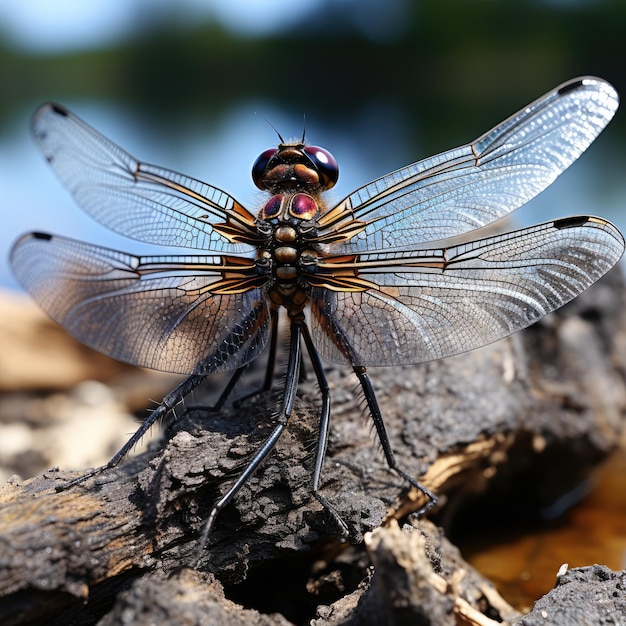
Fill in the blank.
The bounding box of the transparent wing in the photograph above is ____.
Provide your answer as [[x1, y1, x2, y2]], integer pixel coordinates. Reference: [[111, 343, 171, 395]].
[[310, 216, 624, 366], [318, 77, 618, 252], [10, 233, 270, 374], [31, 103, 257, 253]]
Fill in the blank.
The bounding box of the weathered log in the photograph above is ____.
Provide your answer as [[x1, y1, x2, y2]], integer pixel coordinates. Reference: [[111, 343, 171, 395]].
[[516, 565, 626, 626], [0, 267, 625, 625]]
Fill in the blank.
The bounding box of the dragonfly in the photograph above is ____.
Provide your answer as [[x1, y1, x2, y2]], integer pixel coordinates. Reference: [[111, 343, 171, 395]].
[[10, 76, 624, 560]]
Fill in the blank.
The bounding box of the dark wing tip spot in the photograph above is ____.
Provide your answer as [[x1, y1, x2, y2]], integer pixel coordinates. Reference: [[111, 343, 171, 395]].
[[557, 79, 586, 96], [32, 232, 53, 241], [554, 216, 590, 230], [48, 103, 69, 117]]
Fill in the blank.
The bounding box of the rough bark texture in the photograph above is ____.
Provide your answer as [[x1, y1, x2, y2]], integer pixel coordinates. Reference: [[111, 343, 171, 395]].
[[0, 268, 625, 625], [516, 565, 626, 626]]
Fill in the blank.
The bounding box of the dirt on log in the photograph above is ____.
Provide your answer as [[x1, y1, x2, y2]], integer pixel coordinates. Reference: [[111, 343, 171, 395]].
[[0, 267, 625, 625]]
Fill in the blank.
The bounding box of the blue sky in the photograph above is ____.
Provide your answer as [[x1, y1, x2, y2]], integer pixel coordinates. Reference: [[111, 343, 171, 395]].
[[0, 0, 320, 51]]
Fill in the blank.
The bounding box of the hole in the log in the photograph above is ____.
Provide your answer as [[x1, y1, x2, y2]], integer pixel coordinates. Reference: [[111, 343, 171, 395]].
[[222, 542, 368, 623], [445, 433, 609, 609], [449, 434, 602, 528]]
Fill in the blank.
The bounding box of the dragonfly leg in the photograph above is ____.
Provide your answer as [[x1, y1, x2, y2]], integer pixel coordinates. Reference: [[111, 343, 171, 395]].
[[179, 309, 280, 418], [177, 365, 247, 418], [209, 365, 247, 412], [55, 373, 207, 492], [191, 320, 301, 566], [353, 366, 438, 516], [228, 308, 279, 406], [300, 324, 349, 539], [263, 308, 279, 392]]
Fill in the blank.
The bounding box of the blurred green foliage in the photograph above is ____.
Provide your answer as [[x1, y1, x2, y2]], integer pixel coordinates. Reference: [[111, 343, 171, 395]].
[[0, 0, 625, 149]]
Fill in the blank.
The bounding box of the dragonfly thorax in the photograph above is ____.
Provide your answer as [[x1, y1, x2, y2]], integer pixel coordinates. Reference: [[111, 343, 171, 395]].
[[258, 203, 321, 272], [254, 192, 326, 316]]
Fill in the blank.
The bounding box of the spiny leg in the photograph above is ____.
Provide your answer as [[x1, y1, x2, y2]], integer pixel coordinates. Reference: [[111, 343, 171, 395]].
[[262, 308, 279, 392], [210, 366, 247, 412], [353, 365, 438, 515], [56, 373, 207, 491], [58, 304, 272, 492], [178, 309, 279, 421], [300, 323, 349, 538], [191, 320, 302, 566], [312, 296, 437, 518], [234, 308, 280, 403]]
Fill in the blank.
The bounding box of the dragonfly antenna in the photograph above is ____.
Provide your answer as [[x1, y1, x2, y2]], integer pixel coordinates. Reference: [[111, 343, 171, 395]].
[[255, 112, 285, 144]]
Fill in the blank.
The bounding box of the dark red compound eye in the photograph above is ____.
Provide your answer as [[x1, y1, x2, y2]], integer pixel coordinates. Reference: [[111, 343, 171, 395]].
[[252, 148, 278, 189], [304, 146, 339, 190], [289, 193, 318, 220], [262, 194, 283, 218]]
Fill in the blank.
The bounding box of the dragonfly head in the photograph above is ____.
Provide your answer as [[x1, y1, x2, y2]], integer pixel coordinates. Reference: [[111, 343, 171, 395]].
[[252, 142, 338, 193]]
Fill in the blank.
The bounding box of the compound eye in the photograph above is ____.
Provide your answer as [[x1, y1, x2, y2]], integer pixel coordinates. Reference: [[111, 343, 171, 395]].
[[252, 148, 278, 189], [304, 146, 339, 190]]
